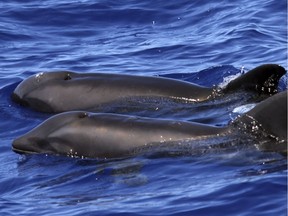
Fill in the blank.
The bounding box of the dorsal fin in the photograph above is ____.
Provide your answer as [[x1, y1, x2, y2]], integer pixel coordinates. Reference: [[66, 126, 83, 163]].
[[224, 64, 286, 94], [239, 91, 287, 141]]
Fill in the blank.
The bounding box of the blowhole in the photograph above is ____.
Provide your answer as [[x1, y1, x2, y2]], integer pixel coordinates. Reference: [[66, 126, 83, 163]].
[[78, 112, 88, 119], [64, 74, 72, 80]]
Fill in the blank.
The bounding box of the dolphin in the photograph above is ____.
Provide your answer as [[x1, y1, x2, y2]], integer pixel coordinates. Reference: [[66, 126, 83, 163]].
[[12, 91, 287, 159], [11, 64, 286, 113]]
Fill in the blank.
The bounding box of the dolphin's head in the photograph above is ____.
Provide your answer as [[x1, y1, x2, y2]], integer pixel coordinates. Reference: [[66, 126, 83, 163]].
[[12, 111, 92, 158], [11, 71, 76, 112]]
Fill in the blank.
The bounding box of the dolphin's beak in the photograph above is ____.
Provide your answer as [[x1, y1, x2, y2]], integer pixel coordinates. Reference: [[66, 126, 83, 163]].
[[12, 137, 28, 154], [12, 136, 38, 154], [11, 93, 29, 107]]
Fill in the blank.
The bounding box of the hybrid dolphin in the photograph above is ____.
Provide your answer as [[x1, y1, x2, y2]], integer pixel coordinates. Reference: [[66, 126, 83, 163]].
[[12, 64, 286, 113], [12, 91, 287, 159]]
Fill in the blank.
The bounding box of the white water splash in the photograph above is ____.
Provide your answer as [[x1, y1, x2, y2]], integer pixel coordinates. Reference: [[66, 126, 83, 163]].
[[232, 103, 256, 114], [218, 73, 241, 89]]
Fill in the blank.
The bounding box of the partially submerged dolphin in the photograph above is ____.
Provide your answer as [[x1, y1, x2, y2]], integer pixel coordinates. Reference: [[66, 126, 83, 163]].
[[12, 91, 287, 159], [12, 64, 286, 113]]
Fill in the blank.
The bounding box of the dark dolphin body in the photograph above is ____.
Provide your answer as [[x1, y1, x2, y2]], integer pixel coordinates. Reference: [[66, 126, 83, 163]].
[[12, 64, 286, 113], [12, 91, 287, 159]]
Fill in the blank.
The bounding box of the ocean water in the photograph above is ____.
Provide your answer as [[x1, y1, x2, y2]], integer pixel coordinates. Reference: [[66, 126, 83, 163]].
[[0, 0, 287, 215]]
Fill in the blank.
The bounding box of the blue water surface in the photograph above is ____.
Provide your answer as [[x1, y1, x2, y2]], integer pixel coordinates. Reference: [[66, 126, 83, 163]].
[[0, 0, 287, 215]]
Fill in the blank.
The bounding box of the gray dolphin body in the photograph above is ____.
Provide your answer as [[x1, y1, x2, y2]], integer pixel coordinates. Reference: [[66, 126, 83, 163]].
[[12, 91, 287, 159], [12, 64, 286, 113]]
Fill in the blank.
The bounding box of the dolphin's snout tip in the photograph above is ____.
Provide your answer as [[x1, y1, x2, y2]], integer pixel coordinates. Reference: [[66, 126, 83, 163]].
[[11, 92, 29, 107], [12, 137, 33, 154], [12, 138, 25, 154]]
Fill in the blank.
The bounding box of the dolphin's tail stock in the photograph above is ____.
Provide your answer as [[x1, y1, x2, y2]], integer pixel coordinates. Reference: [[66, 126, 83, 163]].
[[224, 64, 286, 95]]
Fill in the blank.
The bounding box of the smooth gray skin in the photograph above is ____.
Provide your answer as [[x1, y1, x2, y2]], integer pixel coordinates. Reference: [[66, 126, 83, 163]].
[[12, 112, 227, 158], [12, 91, 287, 159], [12, 64, 286, 113]]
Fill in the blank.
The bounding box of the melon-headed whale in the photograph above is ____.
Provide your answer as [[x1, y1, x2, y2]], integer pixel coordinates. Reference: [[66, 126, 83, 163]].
[[12, 64, 286, 113], [12, 91, 287, 159]]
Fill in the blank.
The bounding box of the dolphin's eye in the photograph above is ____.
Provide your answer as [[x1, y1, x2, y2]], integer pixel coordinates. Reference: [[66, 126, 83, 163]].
[[78, 112, 88, 119], [64, 74, 72, 80]]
